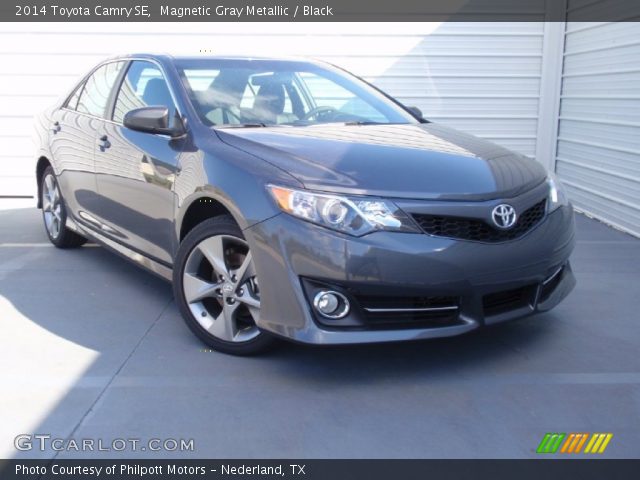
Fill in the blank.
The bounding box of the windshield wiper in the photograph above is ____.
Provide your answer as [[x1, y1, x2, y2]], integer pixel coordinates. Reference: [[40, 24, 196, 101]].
[[343, 121, 385, 126], [217, 123, 267, 128]]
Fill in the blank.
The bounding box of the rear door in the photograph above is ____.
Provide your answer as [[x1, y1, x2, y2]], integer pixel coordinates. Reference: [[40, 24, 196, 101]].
[[93, 60, 183, 265], [48, 63, 124, 221]]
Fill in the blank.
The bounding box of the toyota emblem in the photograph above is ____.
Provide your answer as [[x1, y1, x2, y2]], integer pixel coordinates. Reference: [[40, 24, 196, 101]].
[[492, 204, 517, 229]]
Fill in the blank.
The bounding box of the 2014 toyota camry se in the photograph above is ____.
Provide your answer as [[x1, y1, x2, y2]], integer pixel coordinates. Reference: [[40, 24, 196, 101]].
[[34, 54, 576, 355]]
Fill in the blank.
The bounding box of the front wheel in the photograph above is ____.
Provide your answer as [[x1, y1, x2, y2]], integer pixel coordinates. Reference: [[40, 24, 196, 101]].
[[41, 166, 87, 248], [173, 216, 276, 355]]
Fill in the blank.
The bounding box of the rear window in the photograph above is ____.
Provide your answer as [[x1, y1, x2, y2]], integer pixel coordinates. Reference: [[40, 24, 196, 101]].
[[76, 62, 124, 118], [65, 83, 84, 111]]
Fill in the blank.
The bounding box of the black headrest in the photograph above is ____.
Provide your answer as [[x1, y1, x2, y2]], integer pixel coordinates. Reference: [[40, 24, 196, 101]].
[[254, 82, 285, 115]]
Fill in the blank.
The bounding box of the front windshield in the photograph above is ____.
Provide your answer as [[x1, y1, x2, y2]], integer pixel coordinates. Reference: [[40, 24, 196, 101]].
[[175, 59, 417, 127]]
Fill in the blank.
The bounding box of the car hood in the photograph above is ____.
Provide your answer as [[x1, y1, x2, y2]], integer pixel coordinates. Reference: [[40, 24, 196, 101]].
[[215, 123, 547, 200]]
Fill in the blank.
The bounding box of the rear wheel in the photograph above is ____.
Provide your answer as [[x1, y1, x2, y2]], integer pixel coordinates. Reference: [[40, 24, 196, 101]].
[[41, 166, 86, 248], [173, 216, 276, 355]]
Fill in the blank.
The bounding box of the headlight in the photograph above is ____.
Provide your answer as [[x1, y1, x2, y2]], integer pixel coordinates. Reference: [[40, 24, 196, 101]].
[[267, 185, 419, 236], [547, 173, 570, 213]]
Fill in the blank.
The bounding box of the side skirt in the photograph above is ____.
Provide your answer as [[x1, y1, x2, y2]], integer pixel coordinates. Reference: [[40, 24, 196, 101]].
[[67, 214, 173, 282]]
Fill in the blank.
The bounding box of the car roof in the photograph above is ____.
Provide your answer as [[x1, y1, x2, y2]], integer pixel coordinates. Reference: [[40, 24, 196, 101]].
[[106, 53, 325, 65]]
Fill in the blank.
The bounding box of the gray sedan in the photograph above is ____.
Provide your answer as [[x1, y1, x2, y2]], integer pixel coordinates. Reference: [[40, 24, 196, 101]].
[[34, 54, 575, 355]]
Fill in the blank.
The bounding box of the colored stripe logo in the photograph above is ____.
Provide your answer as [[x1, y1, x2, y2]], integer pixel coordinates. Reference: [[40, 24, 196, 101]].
[[583, 433, 613, 454], [537, 433, 565, 453], [537, 433, 613, 454]]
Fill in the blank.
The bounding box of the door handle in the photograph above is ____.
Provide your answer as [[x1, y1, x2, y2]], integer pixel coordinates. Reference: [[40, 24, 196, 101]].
[[52, 121, 61, 134], [98, 135, 111, 150]]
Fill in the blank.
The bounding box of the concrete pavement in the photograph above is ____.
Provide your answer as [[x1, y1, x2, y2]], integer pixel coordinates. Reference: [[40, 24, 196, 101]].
[[1, 200, 639, 459]]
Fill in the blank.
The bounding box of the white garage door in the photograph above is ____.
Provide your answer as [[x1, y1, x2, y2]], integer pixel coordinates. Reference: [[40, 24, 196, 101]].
[[556, 22, 640, 237], [0, 22, 545, 197]]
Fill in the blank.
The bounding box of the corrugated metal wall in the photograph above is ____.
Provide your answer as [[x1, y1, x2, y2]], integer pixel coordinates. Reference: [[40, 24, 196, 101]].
[[0, 22, 545, 197], [556, 22, 640, 237]]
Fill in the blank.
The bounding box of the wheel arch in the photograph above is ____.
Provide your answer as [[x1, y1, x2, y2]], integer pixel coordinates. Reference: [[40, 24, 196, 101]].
[[35, 156, 52, 209], [176, 193, 244, 244]]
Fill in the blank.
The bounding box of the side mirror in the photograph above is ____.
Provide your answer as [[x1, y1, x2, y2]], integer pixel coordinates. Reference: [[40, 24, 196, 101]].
[[407, 106, 424, 120], [124, 106, 184, 137]]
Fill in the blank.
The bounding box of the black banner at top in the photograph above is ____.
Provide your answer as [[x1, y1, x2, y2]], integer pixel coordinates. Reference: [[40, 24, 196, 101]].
[[3, 0, 640, 22]]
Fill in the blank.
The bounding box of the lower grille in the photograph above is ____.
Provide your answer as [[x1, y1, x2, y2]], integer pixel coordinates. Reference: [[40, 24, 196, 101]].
[[483, 285, 536, 317], [356, 295, 461, 329], [412, 199, 547, 243]]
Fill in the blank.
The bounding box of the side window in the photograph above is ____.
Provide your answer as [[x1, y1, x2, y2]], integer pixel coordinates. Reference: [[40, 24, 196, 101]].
[[76, 62, 124, 118], [113, 61, 176, 124], [65, 82, 84, 111]]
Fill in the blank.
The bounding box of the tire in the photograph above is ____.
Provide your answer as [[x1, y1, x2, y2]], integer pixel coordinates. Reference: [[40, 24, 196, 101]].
[[41, 166, 87, 249], [173, 215, 276, 355]]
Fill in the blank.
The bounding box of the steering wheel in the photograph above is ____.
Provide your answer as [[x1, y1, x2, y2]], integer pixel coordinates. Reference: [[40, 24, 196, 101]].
[[302, 106, 339, 121]]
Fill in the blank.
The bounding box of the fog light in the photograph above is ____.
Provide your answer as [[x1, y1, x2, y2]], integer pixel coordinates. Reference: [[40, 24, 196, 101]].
[[313, 290, 350, 319]]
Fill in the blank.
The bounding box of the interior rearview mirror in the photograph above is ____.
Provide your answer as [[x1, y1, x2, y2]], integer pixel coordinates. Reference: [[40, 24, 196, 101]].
[[123, 106, 184, 137]]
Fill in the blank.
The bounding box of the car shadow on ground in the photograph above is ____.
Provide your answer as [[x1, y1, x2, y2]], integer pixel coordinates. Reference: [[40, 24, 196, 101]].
[[0, 203, 558, 384], [271, 318, 555, 383]]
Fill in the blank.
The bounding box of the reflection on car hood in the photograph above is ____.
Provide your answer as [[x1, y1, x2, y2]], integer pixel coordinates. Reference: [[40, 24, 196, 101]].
[[216, 123, 547, 200]]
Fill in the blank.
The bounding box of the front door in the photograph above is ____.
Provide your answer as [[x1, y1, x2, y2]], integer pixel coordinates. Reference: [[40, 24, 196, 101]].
[[93, 60, 183, 265]]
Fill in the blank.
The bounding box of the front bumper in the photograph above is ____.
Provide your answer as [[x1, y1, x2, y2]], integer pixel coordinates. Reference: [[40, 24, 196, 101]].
[[244, 204, 576, 344]]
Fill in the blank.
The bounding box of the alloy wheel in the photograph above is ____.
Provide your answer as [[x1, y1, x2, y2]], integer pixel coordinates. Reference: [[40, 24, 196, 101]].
[[182, 234, 261, 343], [42, 173, 63, 239]]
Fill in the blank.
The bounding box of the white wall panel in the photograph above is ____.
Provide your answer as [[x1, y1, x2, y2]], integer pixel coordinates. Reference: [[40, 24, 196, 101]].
[[557, 21, 640, 237], [0, 22, 545, 196]]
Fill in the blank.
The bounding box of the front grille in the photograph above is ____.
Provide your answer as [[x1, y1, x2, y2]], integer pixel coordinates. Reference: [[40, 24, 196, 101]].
[[483, 285, 536, 317], [412, 199, 547, 243], [356, 295, 461, 329]]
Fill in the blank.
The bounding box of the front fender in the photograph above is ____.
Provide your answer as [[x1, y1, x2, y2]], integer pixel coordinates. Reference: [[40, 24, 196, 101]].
[[173, 137, 302, 241]]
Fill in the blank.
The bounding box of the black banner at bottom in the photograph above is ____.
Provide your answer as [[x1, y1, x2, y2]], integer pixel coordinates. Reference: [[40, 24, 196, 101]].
[[0, 459, 638, 480]]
